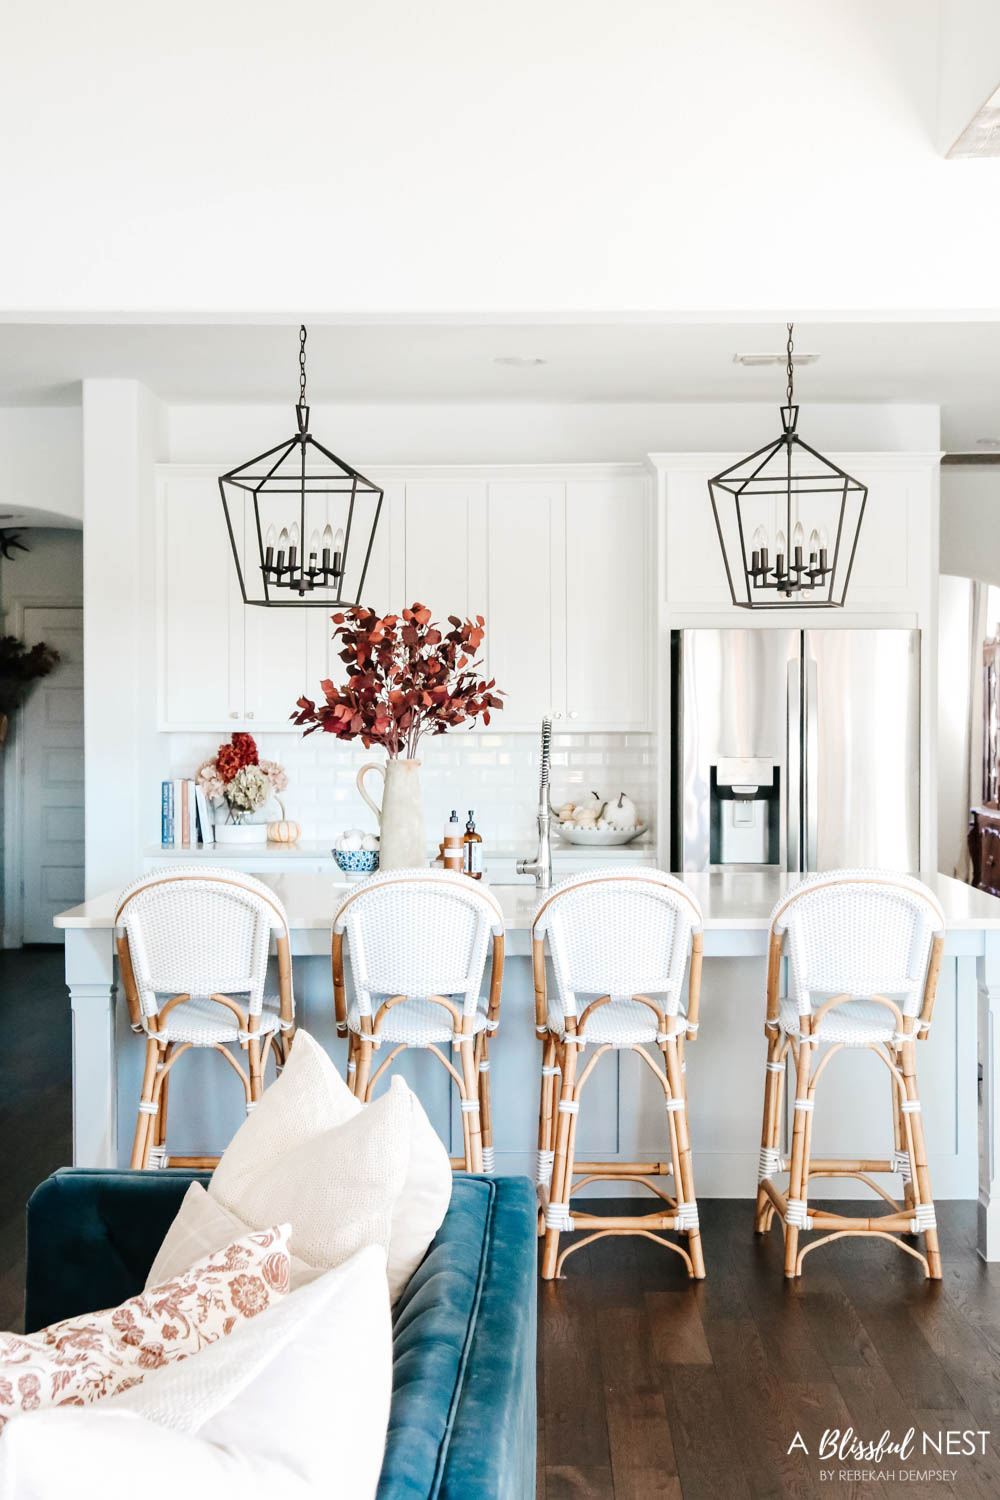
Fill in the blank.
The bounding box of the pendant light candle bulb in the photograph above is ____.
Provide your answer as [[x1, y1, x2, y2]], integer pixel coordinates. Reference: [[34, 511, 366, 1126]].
[[751, 525, 768, 577], [775, 529, 786, 576], [792, 521, 805, 566], [333, 526, 345, 576], [264, 524, 276, 570], [308, 530, 320, 567]]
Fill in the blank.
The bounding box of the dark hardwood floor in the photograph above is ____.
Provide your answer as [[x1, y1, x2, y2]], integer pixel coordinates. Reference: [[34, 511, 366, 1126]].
[[539, 1200, 1000, 1499], [0, 945, 71, 1331], [3, 947, 1000, 1497]]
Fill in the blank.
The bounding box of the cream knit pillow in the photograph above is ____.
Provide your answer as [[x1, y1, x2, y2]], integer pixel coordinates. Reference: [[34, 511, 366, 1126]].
[[208, 1030, 452, 1302]]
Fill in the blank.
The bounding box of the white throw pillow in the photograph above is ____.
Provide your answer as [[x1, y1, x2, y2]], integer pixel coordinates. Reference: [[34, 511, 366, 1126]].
[[0, 1246, 392, 1500], [146, 1184, 323, 1293], [0, 1225, 291, 1433], [209, 1029, 452, 1302]]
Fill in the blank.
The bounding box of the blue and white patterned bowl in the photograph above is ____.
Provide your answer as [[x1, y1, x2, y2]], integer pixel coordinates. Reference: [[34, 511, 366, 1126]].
[[333, 847, 380, 875]]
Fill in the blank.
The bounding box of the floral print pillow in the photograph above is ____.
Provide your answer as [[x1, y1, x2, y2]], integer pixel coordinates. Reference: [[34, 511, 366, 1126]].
[[0, 1223, 291, 1433]]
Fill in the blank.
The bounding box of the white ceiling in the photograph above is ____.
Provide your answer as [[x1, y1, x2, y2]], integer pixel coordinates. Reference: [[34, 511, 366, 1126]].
[[4, 318, 1000, 448]]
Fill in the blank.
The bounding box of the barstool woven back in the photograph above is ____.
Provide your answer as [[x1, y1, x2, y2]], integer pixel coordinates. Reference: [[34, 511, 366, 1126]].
[[536, 870, 700, 1033], [775, 871, 945, 1030], [332, 870, 506, 1173], [117, 869, 286, 1020], [334, 868, 502, 1021], [115, 867, 294, 1170]]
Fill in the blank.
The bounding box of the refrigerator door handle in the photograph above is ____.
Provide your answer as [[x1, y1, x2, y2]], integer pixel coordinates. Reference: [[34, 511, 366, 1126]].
[[786, 657, 801, 872], [804, 657, 819, 872]]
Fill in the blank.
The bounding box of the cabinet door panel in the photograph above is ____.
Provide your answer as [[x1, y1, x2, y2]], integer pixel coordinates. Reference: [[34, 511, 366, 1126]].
[[159, 477, 243, 729], [486, 482, 565, 731], [403, 481, 487, 622], [565, 478, 650, 729]]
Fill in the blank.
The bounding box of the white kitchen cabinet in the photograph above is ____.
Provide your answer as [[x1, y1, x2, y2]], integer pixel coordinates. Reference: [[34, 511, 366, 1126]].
[[658, 453, 936, 617], [157, 473, 399, 731], [486, 480, 565, 731], [158, 466, 652, 736], [157, 475, 244, 730], [564, 477, 649, 729]]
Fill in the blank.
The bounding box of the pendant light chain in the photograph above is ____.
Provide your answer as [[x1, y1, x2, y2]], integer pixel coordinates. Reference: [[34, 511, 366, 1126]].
[[785, 322, 795, 409], [298, 324, 308, 410]]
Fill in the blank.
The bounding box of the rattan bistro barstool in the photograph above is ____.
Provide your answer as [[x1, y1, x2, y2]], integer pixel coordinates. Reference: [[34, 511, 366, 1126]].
[[331, 870, 505, 1174], [755, 870, 946, 1279], [533, 869, 705, 1281], [115, 868, 295, 1169]]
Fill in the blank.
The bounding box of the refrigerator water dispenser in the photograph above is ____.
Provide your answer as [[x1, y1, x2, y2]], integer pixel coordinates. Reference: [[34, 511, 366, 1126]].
[[711, 757, 780, 867]]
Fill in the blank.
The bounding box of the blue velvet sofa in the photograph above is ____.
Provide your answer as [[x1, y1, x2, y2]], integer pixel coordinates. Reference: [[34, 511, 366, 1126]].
[[25, 1169, 537, 1500]]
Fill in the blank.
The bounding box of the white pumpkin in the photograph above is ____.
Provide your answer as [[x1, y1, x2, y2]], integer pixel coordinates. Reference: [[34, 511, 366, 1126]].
[[606, 792, 639, 830]]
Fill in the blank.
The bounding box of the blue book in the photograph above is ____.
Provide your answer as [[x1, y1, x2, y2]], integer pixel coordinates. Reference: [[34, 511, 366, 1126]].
[[161, 780, 175, 846]]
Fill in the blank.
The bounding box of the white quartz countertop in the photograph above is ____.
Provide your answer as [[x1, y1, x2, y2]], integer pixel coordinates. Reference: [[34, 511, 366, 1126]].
[[53, 869, 1000, 931]]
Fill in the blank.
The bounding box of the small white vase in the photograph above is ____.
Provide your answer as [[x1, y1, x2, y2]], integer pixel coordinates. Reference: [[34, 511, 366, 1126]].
[[356, 758, 426, 870], [214, 821, 269, 847]]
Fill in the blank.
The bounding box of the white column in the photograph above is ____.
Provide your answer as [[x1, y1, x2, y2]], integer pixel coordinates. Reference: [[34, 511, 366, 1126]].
[[978, 929, 1000, 1260], [81, 380, 163, 898], [66, 926, 118, 1167]]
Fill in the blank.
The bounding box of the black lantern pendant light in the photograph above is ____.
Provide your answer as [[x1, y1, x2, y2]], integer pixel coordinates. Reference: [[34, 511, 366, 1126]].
[[219, 326, 383, 607], [708, 325, 868, 609]]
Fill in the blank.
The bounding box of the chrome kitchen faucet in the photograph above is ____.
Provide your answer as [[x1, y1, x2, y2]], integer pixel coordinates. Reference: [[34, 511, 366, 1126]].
[[517, 716, 553, 889]]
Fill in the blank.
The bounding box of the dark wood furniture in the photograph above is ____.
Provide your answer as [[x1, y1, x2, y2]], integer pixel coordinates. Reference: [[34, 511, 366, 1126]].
[[971, 634, 1000, 895]]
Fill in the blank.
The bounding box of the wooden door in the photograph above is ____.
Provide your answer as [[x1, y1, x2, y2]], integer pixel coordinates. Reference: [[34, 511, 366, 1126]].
[[20, 606, 84, 943]]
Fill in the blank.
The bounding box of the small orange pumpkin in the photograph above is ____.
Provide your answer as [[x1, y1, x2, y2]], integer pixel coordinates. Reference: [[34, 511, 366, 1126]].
[[267, 799, 299, 844], [268, 819, 300, 844]]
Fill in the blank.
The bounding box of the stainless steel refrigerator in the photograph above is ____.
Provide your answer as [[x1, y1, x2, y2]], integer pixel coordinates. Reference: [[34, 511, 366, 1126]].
[[672, 629, 920, 872]]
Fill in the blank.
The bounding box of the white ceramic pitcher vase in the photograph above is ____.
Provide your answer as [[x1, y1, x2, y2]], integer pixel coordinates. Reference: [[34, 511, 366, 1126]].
[[356, 758, 426, 870]]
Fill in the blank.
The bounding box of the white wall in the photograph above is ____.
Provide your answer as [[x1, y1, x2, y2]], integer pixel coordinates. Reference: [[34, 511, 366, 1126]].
[[941, 464, 1000, 584], [0, 407, 82, 525], [2, 2, 999, 314], [168, 401, 940, 466], [938, 0, 1000, 151], [82, 381, 164, 896]]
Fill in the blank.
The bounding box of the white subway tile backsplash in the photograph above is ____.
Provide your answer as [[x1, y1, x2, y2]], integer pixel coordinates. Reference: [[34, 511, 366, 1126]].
[[159, 730, 656, 847]]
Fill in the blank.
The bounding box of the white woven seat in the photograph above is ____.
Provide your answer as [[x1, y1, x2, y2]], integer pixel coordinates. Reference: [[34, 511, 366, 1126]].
[[531, 868, 706, 1281], [115, 867, 295, 1168], [546, 996, 685, 1047], [347, 996, 490, 1046], [157, 996, 285, 1046], [333, 869, 505, 1174], [756, 869, 946, 1281], [776, 995, 903, 1046]]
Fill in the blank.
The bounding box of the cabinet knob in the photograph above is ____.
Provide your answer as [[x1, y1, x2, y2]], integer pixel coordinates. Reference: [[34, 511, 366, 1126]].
[[569, 711, 579, 720], [229, 711, 239, 720], [553, 711, 563, 720], [246, 711, 255, 720]]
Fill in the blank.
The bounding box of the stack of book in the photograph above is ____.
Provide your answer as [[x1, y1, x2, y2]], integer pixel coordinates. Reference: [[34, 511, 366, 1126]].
[[161, 780, 215, 848]]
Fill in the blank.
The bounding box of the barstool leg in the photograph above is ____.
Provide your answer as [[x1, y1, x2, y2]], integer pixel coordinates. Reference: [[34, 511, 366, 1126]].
[[247, 1034, 264, 1105], [900, 1038, 941, 1279], [131, 1036, 160, 1169], [152, 1043, 172, 1167], [536, 1034, 558, 1219], [663, 1040, 705, 1278], [891, 1056, 915, 1209], [476, 1035, 494, 1174], [783, 1038, 813, 1277], [458, 1038, 484, 1173], [542, 1040, 580, 1280], [355, 1037, 374, 1102], [755, 1030, 785, 1233]]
